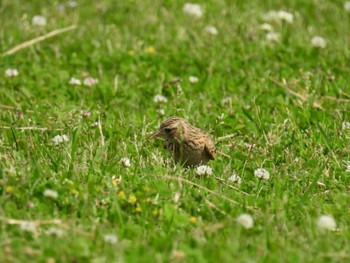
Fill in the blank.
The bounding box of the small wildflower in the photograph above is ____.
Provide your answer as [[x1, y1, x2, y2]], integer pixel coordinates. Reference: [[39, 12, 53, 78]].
[[196, 165, 213, 176], [20, 221, 36, 233], [128, 194, 137, 204], [112, 176, 122, 187], [152, 209, 159, 216], [236, 214, 254, 229], [277, 10, 294, 23], [91, 121, 99, 127], [189, 76, 199, 83], [189, 216, 197, 224], [120, 157, 131, 168], [254, 168, 270, 180], [135, 206, 142, 212], [118, 191, 126, 198], [344, 2, 350, 12], [32, 15, 47, 26], [221, 97, 232, 105], [45, 227, 64, 237], [145, 46, 156, 54], [69, 77, 81, 86], [128, 50, 135, 56], [311, 36, 326, 48], [157, 108, 165, 116], [5, 68, 19, 77], [260, 23, 273, 31], [263, 10, 293, 24], [83, 77, 98, 87], [204, 25, 218, 35], [228, 173, 241, 184], [52, 134, 69, 145], [317, 215, 337, 231], [103, 234, 118, 244], [342, 122, 350, 130], [183, 3, 203, 18], [43, 189, 58, 199], [266, 32, 280, 42], [153, 94, 168, 104], [5, 186, 14, 193]]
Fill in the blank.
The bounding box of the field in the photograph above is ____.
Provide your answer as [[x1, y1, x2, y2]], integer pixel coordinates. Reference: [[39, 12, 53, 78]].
[[1, 0, 350, 262]]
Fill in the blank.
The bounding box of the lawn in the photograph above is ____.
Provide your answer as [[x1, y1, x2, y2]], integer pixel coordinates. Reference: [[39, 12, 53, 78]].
[[1, 0, 350, 262]]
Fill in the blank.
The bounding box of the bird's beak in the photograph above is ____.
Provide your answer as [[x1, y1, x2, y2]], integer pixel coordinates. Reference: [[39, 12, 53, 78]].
[[149, 130, 161, 139]]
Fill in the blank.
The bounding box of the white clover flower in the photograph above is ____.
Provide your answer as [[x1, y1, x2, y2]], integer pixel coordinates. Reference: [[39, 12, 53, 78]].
[[157, 108, 165, 116], [221, 97, 232, 105], [254, 168, 270, 180], [344, 2, 350, 12], [104, 234, 118, 244], [153, 94, 168, 104], [263, 10, 293, 23], [311, 36, 327, 48], [228, 173, 241, 184], [52, 134, 69, 145], [204, 25, 218, 35], [32, 15, 47, 26], [236, 214, 253, 229], [196, 165, 213, 176], [45, 227, 64, 237], [266, 32, 280, 42], [69, 77, 81, 86], [317, 215, 337, 231], [83, 77, 98, 87], [189, 76, 199, 83], [277, 11, 294, 23], [121, 157, 131, 168], [5, 68, 19, 77], [260, 23, 273, 32], [20, 221, 36, 232], [183, 3, 203, 18], [44, 189, 58, 199], [342, 121, 350, 129]]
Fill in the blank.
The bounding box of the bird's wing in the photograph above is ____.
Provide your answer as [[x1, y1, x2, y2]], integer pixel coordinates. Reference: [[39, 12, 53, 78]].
[[204, 139, 216, 160]]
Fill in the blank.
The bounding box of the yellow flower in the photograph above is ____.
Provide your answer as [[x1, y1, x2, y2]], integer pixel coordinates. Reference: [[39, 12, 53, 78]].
[[128, 50, 135, 56], [70, 188, 79, 197], [5, 186, 14, 193], [118, 191, 126, 198], [112, 176, 121, 187], [128, 194, 137, 204], [146, 197, 151, 203], [135, 206, 142, 213], [189, 216, 197, 224], [152, 209, 159, 217], [145, 46, 156, 54]]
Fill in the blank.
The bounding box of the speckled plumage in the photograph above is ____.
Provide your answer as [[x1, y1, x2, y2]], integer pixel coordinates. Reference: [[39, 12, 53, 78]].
[[150, 117, 216, 167]]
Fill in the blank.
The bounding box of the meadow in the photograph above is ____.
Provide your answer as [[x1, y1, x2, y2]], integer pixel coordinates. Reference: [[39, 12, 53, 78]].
[[1, 0, 350, 262]]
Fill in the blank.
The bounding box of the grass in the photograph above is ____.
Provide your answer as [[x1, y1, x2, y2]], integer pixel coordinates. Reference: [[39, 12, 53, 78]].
[[1, 0, 350, 262]]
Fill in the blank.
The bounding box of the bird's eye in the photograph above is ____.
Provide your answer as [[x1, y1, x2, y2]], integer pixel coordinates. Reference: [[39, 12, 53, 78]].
[[164, 128, 173, 133]]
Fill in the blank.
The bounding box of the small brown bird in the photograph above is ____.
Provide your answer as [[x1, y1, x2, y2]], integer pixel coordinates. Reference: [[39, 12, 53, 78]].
[[150, 117, 216, 167]]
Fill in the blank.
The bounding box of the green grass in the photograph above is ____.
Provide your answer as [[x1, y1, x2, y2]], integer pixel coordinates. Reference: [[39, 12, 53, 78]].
[[1, 0, 350, 262]]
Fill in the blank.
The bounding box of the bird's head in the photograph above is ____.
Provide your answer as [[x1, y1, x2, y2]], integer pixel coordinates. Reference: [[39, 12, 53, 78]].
[[149, 117, 187, 141]]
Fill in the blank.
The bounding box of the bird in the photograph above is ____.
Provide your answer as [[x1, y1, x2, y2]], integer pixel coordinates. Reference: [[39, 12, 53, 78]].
[[150, 116, 216, 167]]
